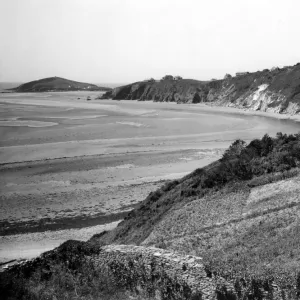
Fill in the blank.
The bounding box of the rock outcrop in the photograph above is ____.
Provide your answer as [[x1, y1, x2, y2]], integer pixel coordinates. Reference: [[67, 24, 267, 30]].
[[102, 63, 300, 115]]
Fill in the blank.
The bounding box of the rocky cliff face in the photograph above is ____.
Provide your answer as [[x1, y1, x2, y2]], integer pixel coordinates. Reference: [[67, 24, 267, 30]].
[[106, 79, 208, 103], [102, 63, 300, 115]]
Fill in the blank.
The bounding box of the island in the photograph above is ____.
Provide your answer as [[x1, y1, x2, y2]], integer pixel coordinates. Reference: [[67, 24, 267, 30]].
[[9, 76, 111, 92]]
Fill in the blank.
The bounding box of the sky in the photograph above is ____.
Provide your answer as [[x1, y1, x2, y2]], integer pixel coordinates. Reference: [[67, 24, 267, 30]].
[[0, 0, 300, 84]]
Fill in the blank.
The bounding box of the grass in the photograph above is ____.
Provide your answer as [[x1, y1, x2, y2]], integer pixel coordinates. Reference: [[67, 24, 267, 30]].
[[0, 241, 127, 300], [140, 172, 300, 298]]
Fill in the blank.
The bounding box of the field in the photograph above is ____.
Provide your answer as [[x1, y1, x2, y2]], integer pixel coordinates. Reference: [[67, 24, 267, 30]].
[[0, 91, 299, 263]]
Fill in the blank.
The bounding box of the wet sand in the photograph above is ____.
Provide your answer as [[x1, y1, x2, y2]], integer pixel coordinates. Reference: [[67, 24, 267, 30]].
[[0, 92, 299, 263], [0, 221, 120, 267]]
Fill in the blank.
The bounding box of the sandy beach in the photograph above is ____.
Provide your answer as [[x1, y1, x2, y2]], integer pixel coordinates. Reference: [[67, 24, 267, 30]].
[[0, 91, 299, 264]]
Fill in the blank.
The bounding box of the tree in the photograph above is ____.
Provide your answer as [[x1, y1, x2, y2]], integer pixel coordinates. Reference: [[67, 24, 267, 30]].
[[174, 76, 182, 81], [161, 75, 174, 81], [222, 139, 246, 162], [145, 78, 155, 83], [261, 134, 274, 156]]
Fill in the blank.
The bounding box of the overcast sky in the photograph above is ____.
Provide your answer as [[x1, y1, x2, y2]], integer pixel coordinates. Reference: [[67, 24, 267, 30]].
[[0, 0, 300, 84]]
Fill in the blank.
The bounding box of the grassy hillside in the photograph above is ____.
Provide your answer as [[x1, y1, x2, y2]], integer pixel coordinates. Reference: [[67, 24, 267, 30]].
[[144, 171, 300, 276], [11, 77, 111, 92]]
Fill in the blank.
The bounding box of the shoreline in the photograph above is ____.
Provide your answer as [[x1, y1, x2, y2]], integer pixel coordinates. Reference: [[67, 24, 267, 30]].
[[1, 93, 300, 123], [201, 102, 300, 122], [0, 210, 132, 236], [0, 221, 120, 265]]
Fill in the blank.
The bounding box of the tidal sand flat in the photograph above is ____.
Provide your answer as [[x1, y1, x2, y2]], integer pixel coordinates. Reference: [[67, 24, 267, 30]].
[[0, 221, 120, 265], [0, 92, 299, 263]]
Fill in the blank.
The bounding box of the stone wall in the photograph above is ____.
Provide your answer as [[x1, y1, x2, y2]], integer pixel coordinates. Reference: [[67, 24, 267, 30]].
[[92, 245, 232, 300], [4, 242, 297, 299]]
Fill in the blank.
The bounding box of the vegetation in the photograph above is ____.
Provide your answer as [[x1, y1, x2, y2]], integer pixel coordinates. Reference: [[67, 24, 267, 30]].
[[0, 241, 126, 300], [161, 75, 174, 81], [145, 77, 155, 82], [141, 133, 300, 299], [91, 132, 300, 297], [174, 76, 183, 80]]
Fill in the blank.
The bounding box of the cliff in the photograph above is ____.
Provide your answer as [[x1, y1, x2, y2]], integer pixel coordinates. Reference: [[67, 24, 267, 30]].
[[104, 78, 209, 103], [102, 63, 300, 115], [11, 76, 111, 92]]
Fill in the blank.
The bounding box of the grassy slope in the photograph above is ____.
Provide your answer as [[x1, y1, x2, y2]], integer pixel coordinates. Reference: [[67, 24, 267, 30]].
[[144, 172, 300, 278]]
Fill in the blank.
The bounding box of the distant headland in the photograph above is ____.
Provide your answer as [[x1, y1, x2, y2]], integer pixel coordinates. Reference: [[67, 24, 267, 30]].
[[9, 76, 112, 92], [102, 62, 300, 116]]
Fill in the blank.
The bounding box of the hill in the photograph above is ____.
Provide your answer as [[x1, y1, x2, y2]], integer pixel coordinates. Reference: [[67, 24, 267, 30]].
[[1, 133, 300, 299], [90, 132, 300, 297], [11, 77, 111, 92], [102, 63, 300, 115], [103, 78, 209, 103]]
